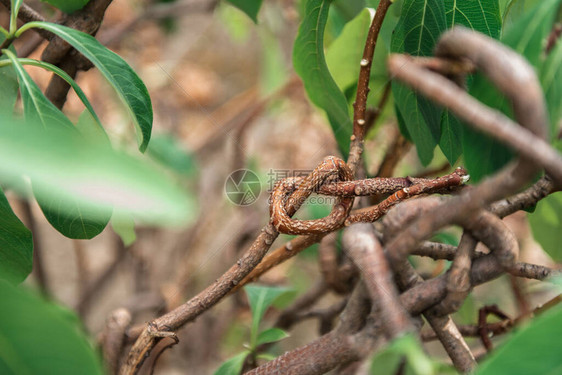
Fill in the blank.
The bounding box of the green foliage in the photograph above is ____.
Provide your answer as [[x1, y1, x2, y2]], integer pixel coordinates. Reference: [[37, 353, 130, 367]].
[[528, 191, 562, 262], [540, 22, 562, 136], [0, 189, 32, 284], [293, 0, 353, 157], [214, 285, 291, 375], [225, 0, 264, 23], [17, 22, 153, 153], [0, 57, 18, 113], [476, 304, 562, 375], [0, 280, 103, 374], [0, 116, 196, 227], [39, 0, 90, 13], [147, 134, 197, 177], [463, 0, 561, 181]]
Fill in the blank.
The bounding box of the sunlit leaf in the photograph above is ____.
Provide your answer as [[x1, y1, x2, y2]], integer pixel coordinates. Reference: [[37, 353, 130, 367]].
[[293, 0, 352, 157], [0, 189, 32, 284], [0, 280, 103, 374], [18, 22, 153, 152], [0, 115, 196, 227]]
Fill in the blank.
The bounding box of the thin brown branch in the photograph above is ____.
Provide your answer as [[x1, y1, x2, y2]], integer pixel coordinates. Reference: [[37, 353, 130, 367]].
[[101, 308, 132, 375], [347, 0, 393, 175]]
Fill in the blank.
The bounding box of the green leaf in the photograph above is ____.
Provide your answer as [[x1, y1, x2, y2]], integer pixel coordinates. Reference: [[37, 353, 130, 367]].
[[0, 56, 18, 114], [0, 280, 103, 374], [2, 49, 74, 130], [293, 0, 353, 157], [256, 328, 290, 346], [18, 22, 153, 152], [326, 8, 373, 91], [1, 52, 111, 239], [0, 114, 196, 227], [35, 194, 112, 240], [370, 334, 434, 375], [0, 188, 32, 284], [39, 0, 89, 13], [541, 37, 562, 136], [17, 58, 104, 132], [445, 0, 501, 39], [111, 212, 136, 247], [147, 134, 196, 176], [391, 0, 447, 165], [477, 304, 562, 375], [244, 285, 291, 348], [528, 192, 562, 262], [439, 0, 502, 165], [225, 0, 264, 23], [213, 351, 249, 375]]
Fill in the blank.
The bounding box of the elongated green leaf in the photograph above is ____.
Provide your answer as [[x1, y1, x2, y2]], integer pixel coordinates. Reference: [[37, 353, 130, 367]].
[[256, 327, 289, 346], [0, 189, 32, 284], [244, 285, 291, 348], [541, 37, 562, 136], [477, 304, 562, 375], [213, 351, 249, 375], [39, 0, 89, 13], [0, 114, 196, 227], [0, 55, 18, 114], [438, 0, 502, 165], [225, 0, 263, 23], [18, 22, 153, 152], [326, 8, 372, 91], [391, 0, 447, 165], [528, 191, 562, 262], [2, 49, 74, 130], [0, 280, 103, 374], [293, 0, 352, 157], [18, 58, 104, 131]]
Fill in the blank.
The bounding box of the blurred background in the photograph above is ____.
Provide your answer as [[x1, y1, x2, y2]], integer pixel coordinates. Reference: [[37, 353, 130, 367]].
[[1, 0, 559, 373]]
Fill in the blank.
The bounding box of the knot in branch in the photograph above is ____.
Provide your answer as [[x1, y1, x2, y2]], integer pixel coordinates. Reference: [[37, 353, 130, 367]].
[[269, 156, 354, 235]]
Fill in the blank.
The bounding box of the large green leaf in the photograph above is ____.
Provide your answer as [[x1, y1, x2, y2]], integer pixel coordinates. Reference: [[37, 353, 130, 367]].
[[326, 8, 373, 92], [541, 37, 562, 136], [39, 0, 89, 13], [18, 22, 153, 152], [293, 0, 353, 157], [462, 0, 560, 181], [225, 0, 263, 23], [528, 191, 562, 262], [0, 189, 32, 284], [391, 0, 447, 165], [439, 0, 502, 165], [0, 114, 196, 227], [244, 285, 291, 348], [2, 51, 110, 239], [0, 280, 103, 374], [477, 304, 562, 375]]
